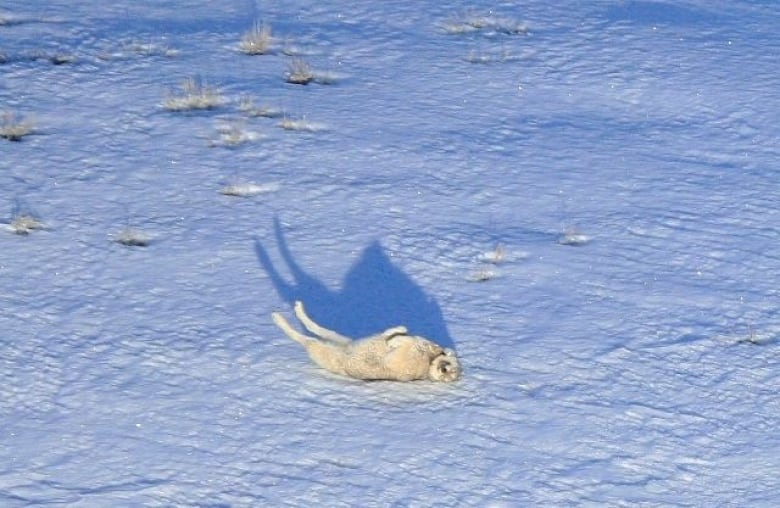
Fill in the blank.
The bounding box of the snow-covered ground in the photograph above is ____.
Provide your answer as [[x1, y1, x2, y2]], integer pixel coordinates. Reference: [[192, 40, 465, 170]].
[[2, 1, 779, 505]]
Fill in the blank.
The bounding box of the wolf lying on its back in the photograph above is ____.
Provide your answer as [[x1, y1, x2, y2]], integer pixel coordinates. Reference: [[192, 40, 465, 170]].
[[272, 301, 461, 382]]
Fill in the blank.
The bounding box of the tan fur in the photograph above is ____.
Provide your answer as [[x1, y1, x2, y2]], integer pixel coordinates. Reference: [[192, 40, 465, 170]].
[[272, 301, 461, 382]]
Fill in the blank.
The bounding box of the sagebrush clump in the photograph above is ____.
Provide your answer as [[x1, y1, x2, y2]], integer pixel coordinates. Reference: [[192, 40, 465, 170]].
[[285, 58, 314, 84], [219, 182, 280, 197], [279, 117, 326, 132], [284, 59, 340, 85], [7, 214, 44, 235], [441, 14, 529, 36], [163, 78, 224, 111], [0, 111, 34, 141], [240, 22, 273, 55], [238, 96, 283, 118], [558, 227, 590, 246], [114, 227, 151, 247], [210, 119, 265, 147]]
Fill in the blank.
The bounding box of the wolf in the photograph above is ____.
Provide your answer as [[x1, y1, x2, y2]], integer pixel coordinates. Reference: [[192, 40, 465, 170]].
[[272, 301, 461, 382]]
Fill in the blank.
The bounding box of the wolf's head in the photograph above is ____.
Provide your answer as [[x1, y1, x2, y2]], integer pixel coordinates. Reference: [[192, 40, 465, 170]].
[[429, 349, 461, 382]]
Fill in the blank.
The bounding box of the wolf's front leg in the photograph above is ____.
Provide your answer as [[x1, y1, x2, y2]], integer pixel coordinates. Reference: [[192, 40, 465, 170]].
[[377, 326, 409, 341]]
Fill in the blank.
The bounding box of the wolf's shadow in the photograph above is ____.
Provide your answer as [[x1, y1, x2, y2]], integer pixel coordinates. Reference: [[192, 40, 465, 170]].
[[255, 218, 455, 349]]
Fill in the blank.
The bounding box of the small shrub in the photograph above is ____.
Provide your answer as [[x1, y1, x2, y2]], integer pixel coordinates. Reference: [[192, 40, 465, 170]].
[[8, 214, 44, 235], [49, 53, 76, 65], [279, 117, 326, 132], [24, 50, 76, 65], [219, 182, 280, 197], [240, 22, 272, 55], [489, 17, 529, 35], [125, 41, 178, 58], [440, 20, 480, 35], [464, 48, 518, 64], [558, 227, 590, 246], [114, 228, 151, 247], [481, 243, 506, 264], [441, 14, 528, 36], [163, 78, 224, 111], [285, 58, 314, 85], [210, 119, 264, 147], [284, 59, 340, 85], [238, 96, 283, 118], [217, 123, 248, 146], [0, 111, 34, 141], [469, 268, 498, 282]]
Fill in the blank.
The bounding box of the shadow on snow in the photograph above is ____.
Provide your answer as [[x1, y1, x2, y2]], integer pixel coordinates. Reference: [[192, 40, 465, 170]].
[[254, 217, 455, 350]]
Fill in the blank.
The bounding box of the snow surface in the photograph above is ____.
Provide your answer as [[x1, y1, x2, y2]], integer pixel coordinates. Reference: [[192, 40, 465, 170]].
[[2, 0, 780, 506]]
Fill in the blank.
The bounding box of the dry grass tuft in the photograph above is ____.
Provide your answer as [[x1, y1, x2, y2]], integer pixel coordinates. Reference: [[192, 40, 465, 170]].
[[216, 122, 248, 146], [441, 14, 529, 36], [163, 78, 224, 112], [21, 50, 76, 65], [279, 117, 326, 132], [735, 325, 775, 346], [284, 59, 340, 85], [285, 58, 314, 85], [1, 111, 34, 141], [481, 243, 506, 264], [558, 227, 590, 246], [469, 268, 498, 282], [464, 48, 521, 64], [8, 214, 45, 235], [125, 41, 178, 58], [219, 182, 280, 197], [48, 53, 76, 65], [210, 119, 264, 147], [114, 227, 152, 247], [97, 40, 178, 61], [240, 22, 273, 55], [238, 96, 283, 118], [440, 20, 480, 35]]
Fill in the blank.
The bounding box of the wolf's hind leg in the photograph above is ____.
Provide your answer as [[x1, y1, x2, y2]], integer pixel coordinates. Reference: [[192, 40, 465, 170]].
[[272, 311, 315, 347], [294, 301, 353, 346]]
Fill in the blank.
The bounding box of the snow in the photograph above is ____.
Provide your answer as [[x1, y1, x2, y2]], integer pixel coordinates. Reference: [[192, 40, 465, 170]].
[[2, 0, 780, 505]]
